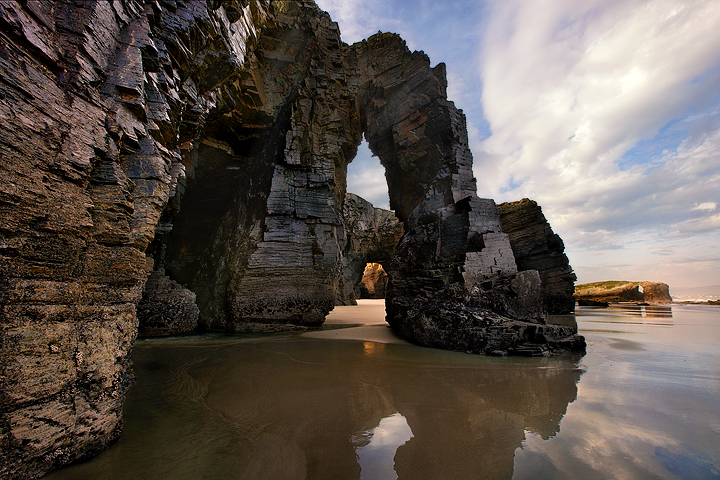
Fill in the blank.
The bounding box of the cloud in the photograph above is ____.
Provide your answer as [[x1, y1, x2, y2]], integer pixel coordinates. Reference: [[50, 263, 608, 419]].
[[693, 202, 717, 211], [476, 0, 720, 229]]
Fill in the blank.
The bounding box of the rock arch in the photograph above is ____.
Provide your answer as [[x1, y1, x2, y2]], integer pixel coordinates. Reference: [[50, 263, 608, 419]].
[[0, 2, 583, 476], [140, 13, 583, 355], [337, 193, 403, 305]]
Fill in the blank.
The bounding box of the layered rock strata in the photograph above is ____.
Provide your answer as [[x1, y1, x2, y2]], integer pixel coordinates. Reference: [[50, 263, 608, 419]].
[[575, 281, 672, 304], [1, 0, 275, 477], [497, 199, 577, 314], [0, 1, 583, 477]]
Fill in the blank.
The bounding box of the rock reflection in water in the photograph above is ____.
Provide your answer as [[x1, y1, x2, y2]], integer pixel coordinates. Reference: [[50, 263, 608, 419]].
[[603, 304, 674, 318], [44, 334, 582, 480], [352, 413, 413, 480]]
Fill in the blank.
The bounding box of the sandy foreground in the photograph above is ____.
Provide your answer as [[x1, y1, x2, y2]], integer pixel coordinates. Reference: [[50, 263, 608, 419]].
[[302, 299, 409, 344]]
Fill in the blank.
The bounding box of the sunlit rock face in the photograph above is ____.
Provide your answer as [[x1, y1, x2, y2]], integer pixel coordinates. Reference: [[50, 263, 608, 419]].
[[574, 281, 672, 304], [0, 0, 275, 477], [0, 0, 582, 477], [357, 263, 389, 299], [497, 199, 577, 314]]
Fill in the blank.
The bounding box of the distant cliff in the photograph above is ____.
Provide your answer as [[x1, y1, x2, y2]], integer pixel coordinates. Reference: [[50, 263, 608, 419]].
[[574, 281, 672, 304]]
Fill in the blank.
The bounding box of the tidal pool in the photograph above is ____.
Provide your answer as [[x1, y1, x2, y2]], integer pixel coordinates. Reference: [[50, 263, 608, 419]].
[[46, 301, 720, 479]]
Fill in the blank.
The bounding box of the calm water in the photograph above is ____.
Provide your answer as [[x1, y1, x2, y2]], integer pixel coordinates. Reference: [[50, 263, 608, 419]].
[[46, 304, 720, 479]]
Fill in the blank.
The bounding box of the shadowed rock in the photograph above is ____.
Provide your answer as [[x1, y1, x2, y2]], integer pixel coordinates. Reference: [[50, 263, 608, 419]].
[[497, 199, 577, 314], [137, 269, 199, 337], [337, 193, 403, 305]]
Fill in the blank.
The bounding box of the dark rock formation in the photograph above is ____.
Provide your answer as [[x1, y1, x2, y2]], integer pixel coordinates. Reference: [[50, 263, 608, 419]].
[[575, 281, 673, 304], [337, 193, 403, 305], [0, 1, 583, 477], [137, 269, 198, 337], [497, 199, 577, 314], [1, 0, 275, 477], [356, 263, 388, 299], [350, 36, 583, 356]]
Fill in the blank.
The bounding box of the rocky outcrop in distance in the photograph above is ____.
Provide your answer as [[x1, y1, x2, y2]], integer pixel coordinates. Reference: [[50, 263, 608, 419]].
[[0, 1, 583, 477], [574, 281, 673, 304], [497, 199, 577, 314]]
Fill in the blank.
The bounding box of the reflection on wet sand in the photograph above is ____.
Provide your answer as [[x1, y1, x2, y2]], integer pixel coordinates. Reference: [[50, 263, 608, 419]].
[[584, 303, 674, 318], [353, 413, 413, 480], [43, 302, 720, 480], [45, 334, 583, 480]]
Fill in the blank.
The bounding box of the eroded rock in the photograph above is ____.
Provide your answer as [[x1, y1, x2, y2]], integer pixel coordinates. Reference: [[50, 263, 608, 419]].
[[1, 0, 273, 477], [0, 1, 583, 477], [337, 193, 403, 305], [575, 281, 672, 304], [137, 269, 199, 337], [497, 198, 577, 314]]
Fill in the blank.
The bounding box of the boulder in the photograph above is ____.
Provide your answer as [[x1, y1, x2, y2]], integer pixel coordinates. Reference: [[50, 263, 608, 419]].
[[137, 269, 199, 337]]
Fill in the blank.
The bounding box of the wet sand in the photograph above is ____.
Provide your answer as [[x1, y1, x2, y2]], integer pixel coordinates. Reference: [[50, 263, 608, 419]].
[[303, 299, 407, 344], [45, 302, 720, 480]]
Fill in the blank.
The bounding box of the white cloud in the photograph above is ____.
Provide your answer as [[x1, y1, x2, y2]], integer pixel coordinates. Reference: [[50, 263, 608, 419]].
[[476, 0, 720, 207], [474, 0, 720, 286], [693, 202, 717, 211]]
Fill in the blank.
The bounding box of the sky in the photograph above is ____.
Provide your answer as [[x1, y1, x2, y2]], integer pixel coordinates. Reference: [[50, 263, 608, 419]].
[[315, 0, 720, 289]]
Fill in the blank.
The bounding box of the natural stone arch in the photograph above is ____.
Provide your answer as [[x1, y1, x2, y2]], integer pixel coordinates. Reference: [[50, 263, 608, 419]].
[[337, 193, 403, 305], [344, 35, 557, 350], [0, 2, 584, 477], [149, 2, 356, 330], [352, 35, 459, 224]]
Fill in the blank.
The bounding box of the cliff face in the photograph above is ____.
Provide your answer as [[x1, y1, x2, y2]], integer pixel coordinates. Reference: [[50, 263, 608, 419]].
[[640, 282, 672, 303], [0, 1, 583, 477], [575, 281, 672, 304], [1, 0, 275, 477], [497, 199, 577, 314]]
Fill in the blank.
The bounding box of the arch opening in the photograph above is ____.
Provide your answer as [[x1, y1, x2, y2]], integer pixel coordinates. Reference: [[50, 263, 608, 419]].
[[355, 263, 389, 300], [347, 139, 390, 211]]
